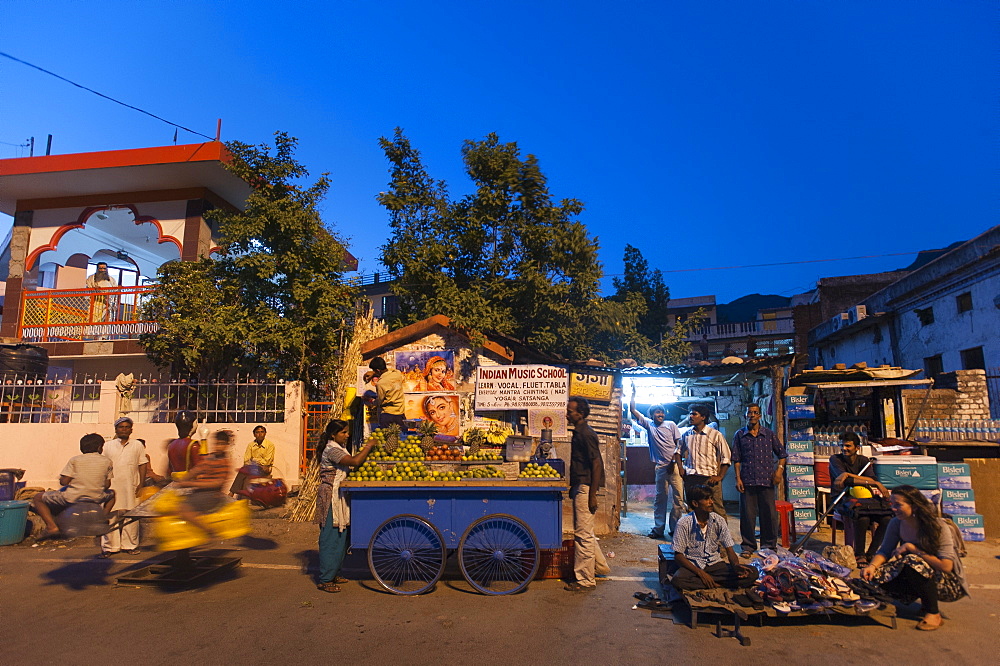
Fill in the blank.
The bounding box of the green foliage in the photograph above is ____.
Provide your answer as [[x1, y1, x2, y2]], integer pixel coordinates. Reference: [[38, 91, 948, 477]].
[[140, 132, 357, 388], [378, 129, 603, 360]]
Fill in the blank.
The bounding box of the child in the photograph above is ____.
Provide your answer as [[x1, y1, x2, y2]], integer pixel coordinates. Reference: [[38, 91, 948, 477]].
[[32, 433, 115, 538], [173, 430, 234, 535]]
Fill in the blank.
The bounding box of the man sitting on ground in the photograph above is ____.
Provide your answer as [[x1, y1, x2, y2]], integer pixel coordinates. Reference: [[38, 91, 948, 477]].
[[671, 484, 756, 591], [31, 433, 115, 538]]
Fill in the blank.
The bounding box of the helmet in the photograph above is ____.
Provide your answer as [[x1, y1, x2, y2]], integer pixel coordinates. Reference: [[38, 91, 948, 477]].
[[850, 485, 873, 499]]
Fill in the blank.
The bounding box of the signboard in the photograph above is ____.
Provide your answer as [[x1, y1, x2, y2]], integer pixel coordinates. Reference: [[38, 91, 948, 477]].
[[784, 394, 815, 420], [475, 365, 569, 410], [569, 370, 614, 402]]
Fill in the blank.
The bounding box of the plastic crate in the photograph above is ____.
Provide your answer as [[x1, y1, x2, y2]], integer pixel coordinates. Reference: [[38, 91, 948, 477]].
[[536, 539, 574, 579]]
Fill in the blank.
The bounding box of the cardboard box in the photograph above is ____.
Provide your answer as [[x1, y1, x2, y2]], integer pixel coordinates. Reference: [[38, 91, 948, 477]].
[[952, 514, 985, 542], [938, 463, 973, 490], [942, 501, 977, 516], [791, 497, 817, 509], [788, 425, 814, 441], [875, 460, 938, 490], [788, 486, 816, 500], [787, 452, 815, 465], [794, 508, 817, 528], [942, 488, 974, 503]]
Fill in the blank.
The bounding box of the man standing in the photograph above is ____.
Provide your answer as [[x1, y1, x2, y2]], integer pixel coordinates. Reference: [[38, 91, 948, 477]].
[[86, 261, 118, 325], [101, 417, 147, 557], [565, 396, 609, 592], [731, 404, 787, 557], [629, 386, 683, 539], [368, 357, 405, 429], [829, 431, 890, 565], [678, 404, 731, 518]]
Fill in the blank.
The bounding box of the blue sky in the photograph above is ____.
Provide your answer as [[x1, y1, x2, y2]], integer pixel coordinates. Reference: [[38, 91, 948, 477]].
[[1, 1, 994, 303]]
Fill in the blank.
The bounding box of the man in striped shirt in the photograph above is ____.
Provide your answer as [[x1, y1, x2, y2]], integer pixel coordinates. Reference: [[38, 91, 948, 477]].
[[678, 404, 731, 517]]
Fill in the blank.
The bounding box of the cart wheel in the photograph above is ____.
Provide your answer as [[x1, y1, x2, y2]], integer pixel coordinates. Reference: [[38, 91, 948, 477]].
[[367, 514, 447, 595], [458, 514, 539, 595]]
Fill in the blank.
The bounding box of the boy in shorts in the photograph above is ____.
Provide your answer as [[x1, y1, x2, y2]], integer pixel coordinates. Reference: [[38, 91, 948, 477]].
[[32, 433, 115, 538]]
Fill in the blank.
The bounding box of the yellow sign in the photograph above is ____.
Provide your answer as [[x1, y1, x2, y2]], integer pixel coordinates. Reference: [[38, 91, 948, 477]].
[[569, 370, 614, 402]]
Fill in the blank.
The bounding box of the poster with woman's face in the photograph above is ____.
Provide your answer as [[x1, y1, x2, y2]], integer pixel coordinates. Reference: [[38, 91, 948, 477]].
[[394, 350, 457, 392], [528, 409, 567, 437], [404, 392, 460, 436]]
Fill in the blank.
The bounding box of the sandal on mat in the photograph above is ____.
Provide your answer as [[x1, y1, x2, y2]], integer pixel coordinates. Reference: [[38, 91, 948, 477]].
[[316, 582, 341, 593]]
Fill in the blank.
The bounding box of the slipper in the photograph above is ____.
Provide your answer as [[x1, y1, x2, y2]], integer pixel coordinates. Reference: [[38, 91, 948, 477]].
[[916, 618, 943, 631], [123, 549, 141, 555], [316, 582, 341, 593], [97, 551, 118, 559]]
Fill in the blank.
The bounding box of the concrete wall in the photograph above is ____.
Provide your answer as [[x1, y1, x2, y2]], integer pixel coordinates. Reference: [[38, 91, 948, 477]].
[[2, 381, 304, 491], [891, 276, 1000, 373]]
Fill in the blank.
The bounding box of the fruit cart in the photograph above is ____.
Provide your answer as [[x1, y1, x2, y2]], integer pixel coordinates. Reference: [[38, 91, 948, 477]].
[[342, 479, 566, 596]]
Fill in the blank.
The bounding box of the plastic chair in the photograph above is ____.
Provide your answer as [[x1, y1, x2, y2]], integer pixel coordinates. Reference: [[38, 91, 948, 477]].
[[775, 500, 794, 548]]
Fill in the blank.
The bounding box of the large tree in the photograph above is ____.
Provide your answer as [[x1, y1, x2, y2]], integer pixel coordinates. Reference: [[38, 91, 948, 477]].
[[378, 129, 605, 360], [141, 132, 357, 389]]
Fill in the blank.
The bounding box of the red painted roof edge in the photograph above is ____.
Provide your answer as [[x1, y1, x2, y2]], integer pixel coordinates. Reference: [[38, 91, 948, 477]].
[[0, 142, 232, 176]]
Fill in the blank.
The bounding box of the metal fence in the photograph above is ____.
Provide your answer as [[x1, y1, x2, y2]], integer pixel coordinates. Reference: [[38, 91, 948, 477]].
[[0, 374, 103, 423], [0, 373, 287, 424], [127, 375, 287, 424], [18, 286, 158, 342]]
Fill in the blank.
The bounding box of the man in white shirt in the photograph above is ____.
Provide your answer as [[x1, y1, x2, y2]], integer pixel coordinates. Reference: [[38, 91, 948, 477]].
[[100, 417, 147, 557], [678, 404, 731, 518]]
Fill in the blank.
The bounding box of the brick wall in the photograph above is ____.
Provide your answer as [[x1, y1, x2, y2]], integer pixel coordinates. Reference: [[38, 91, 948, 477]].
[[902, 369, 991, 424]]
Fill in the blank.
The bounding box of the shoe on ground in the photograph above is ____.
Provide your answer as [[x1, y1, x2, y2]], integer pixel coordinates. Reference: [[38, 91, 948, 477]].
[[565, 581, 596, 592], [740, 550, 754, 559], [647, 530, 665, 539], [916, 618, 943, 631]]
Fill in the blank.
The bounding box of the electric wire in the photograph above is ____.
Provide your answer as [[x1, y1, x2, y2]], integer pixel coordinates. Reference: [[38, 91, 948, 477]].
[[0, 51, 215, 141]]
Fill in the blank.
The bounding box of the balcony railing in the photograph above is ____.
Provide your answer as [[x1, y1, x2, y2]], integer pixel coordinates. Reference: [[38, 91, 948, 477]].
[[18, 286, 158, 343], [688, 317, 795, 341]]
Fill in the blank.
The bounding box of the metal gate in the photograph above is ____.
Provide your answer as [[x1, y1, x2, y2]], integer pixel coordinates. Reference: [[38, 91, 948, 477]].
[[987, 367, 1000, 419], [301, 402, 338, 475]]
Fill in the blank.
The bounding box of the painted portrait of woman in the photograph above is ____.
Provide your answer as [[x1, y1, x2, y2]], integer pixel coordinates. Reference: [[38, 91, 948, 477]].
[[419, 355, 456, 392], [421, 394, 460, 436]]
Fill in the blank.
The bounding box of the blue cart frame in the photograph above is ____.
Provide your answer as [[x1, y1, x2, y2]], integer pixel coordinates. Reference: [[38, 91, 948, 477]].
[[344, 483, 566, 595]]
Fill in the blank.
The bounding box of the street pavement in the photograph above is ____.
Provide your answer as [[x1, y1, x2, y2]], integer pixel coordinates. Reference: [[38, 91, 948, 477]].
[[1, 509, 998, 665]]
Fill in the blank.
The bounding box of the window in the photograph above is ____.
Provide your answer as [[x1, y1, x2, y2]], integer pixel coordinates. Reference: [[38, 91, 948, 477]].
[[381, 295, 399, 318], [960, 347, 985, 370], [956, 292, 973, 314], [914, 307, 934, 326], [924, 355, 943, 378]]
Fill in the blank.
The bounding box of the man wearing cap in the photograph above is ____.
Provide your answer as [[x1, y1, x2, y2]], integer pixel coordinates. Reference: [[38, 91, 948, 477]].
[[100, 417, 147, 557], [368, 357, 405, 429]]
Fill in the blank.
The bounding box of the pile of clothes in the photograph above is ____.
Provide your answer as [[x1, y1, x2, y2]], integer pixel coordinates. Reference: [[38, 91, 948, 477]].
[[743, 547, 894, 615]]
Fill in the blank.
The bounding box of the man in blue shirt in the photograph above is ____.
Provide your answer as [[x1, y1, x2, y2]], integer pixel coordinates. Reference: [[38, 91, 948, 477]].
[[731, 404, 787, 557], [672, 484, 756, 591], [629, 386, 683, 539]]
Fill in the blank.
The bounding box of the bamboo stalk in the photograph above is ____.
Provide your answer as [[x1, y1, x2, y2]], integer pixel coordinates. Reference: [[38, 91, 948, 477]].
[[285, 307, 387, 522]]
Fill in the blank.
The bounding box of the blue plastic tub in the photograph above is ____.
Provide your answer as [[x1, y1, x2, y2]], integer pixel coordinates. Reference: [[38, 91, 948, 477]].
[[0, 500, 30, 545]]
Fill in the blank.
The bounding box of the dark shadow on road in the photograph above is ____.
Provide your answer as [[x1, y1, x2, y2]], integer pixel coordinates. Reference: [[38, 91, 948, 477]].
[[40, 558, 115, 590], [238, 534, 278, 550], [294, 548, 320, 578]]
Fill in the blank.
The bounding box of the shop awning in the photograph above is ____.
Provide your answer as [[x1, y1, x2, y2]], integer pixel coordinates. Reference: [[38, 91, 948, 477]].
[[803, 379, 933, 389]]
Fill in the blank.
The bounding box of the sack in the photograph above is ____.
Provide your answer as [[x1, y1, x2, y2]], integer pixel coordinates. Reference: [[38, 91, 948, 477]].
[[822, 545, 857, 570]]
